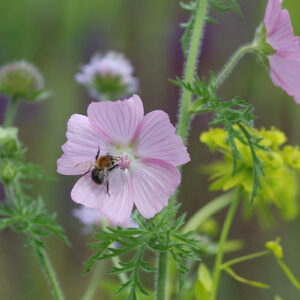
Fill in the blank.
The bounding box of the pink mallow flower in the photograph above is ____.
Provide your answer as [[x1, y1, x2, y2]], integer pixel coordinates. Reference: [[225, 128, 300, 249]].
[[73, 206, 138, 233], [57, 95, 190, 223], [75, 51, 138, 101], [264, 0, 300, 104]]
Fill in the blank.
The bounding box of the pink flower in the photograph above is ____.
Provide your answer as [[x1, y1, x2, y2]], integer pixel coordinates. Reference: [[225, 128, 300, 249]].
[[57, 95, 190, 223], [73, 206, 138, 233], [264, 0, 300, 104], [75, 52, 138, 101]]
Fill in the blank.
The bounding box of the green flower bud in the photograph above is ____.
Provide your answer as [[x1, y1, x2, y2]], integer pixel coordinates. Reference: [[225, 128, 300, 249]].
[[253, 24, 276, 65], [0, 159, 17, 184], [0, 61, 46, 101], [0, 126, 19, 155], [200, 218, 219, 237], [265, 238, 283, 259]]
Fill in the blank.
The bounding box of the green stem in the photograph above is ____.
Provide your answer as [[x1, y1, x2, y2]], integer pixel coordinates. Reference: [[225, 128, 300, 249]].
[[176, 0, 209, 143], [43, 252, 65, 300], [4, 97, 19, 127], [220, 250, 270, 270], [101, 218, 128, 284], [156, 251, 168, 300], [183, 190, 234, 233], [210, 187, 242, 300], [112, 256, 128, 284], [83, 261, 105, 300], [214, 44, 254, 88]]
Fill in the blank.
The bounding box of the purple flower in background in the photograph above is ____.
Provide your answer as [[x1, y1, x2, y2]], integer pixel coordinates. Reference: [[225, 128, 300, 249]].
[[264, 0, 300, 104], [73, 206, 138, 233], [75, 51, 138, 101], [57, 95, 190, 223]]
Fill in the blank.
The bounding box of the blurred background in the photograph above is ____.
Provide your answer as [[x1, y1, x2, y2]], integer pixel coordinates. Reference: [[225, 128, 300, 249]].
[[0, 0, 299, 299]]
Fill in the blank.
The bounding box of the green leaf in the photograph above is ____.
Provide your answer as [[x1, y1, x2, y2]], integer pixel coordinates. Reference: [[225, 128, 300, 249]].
[[198, 263, 212, 292], [194, 279, 210, 300]]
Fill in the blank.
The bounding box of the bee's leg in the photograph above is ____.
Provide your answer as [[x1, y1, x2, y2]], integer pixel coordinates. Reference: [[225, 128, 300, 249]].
[[105, 177, 110, 197], [104, 169, 110, 197], [83, 170, 90, 176], [95, 146, 100, 160]]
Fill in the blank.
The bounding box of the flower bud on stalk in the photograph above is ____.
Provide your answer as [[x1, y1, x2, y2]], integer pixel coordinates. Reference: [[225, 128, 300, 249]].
[[0, 61, 46, 101], [0, 159, 17, 184]]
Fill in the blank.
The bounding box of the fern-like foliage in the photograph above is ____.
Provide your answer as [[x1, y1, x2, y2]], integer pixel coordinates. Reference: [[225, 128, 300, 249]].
[[171, 75, 266, 204], [84, 206, 200, 299]]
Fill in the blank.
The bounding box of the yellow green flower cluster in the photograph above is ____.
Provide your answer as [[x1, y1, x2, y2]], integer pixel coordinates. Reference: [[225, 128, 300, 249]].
[[200, 127, 300, 225]]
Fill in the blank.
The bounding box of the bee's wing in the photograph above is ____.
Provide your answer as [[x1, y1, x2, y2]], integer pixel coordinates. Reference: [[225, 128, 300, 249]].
[[75, 161, 94, 173]]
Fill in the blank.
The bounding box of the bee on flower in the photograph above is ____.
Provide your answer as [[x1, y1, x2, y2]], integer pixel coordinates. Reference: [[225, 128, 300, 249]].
[[75, 51, 139, 101], [57, 95, 190, 224]]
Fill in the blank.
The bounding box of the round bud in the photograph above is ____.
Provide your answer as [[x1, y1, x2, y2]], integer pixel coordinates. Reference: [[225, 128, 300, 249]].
[[0, 159, 17, 184], [0, 61, 44, 101], [0, 127, 19, 155]]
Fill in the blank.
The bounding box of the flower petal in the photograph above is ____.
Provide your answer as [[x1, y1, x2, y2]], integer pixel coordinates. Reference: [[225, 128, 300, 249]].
[[57, 114, 109, 175], [132, 111, 190, 166], [269, 55, 300, 102], [131, 158, 181, 219], [264, 0, 282, 36], [71, 168, 134, 223], [266, 5, 300, 58], [87, 94, 144, 145]]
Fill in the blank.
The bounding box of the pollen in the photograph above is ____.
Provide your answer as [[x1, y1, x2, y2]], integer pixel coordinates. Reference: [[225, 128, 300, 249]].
[[115, 154, 131, 170]]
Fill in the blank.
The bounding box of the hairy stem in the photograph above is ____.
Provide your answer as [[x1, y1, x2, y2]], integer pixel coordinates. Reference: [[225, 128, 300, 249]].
[[210, 187, 242, 300], [183, 190, 234, 233], [43, 252, 65, 300], [214, 44, 254, 88], [4, 97, 19, 127], [156, 251, 168, 300], [83, 261, 105, 300], [176, 0, 209, 143]]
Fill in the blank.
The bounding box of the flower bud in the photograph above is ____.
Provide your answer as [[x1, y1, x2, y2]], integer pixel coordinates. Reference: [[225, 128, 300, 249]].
[[265, 238, 283, 259], [0, 126, 19, 155], [253, 24, 276, 64], [0, 61, 45, 101], [0, 159, 17, 184]]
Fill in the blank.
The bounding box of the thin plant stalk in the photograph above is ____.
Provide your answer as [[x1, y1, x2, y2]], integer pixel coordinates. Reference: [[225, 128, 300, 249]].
[[183, 190, 234, 233], [4, 96, 19, 128], [214, 44, 254, 88], [159, 0, 209, 299], [210, 187, 242, 300], [82, 261, 105, 300], [43, 252, 66, 300]]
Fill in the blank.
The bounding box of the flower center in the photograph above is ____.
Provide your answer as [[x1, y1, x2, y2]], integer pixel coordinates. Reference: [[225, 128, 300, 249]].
[[115, 154, 131, 170]]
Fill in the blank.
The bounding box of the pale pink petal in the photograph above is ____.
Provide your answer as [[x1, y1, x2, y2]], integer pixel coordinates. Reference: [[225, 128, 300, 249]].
[[131, 158, 181, 219], [269, 55, 300, 102], [73, 207, 102, 226], [87, 95, 144, 145], [57, 114, 108, 175], [264, 0, 282, 35], [71, 168, 134, 223], [266, 7, 300, 57], [132, 111, 190, 166]]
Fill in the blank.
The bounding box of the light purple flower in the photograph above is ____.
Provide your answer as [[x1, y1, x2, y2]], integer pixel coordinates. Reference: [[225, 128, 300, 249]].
[[57, 95, 190, 223], [264, 0, 300, 104], [75, 52, 138, 100], [73, 206, 138, 233]]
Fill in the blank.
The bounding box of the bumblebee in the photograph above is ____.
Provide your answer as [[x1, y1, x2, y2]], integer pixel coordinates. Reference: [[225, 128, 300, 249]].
[[75, 147, 117, 196]]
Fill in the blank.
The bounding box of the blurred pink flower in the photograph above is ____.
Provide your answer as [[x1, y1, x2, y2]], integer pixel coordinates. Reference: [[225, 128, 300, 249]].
[[264, 0, 300, 103], [73, 206, 138, 233], [75, 51, 138, 100], [57, 95, 190, 223]]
